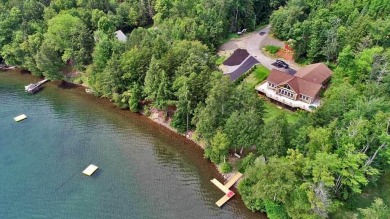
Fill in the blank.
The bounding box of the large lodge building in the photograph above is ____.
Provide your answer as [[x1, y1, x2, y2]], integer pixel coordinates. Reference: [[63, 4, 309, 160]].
[[256, 63, 332, 111]]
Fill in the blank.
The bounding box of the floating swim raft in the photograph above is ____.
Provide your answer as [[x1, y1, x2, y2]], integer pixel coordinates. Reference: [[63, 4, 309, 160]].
[[83, 164, 98, 176], [14, 114, 27, 122]]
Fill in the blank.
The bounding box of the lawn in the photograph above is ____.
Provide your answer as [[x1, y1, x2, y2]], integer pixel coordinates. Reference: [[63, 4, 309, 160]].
[[263, 100, 298, 124], [219, 33, 241, 45], [332, 171, 390, 218], [243, 65, 270, 89], [241, 65, 298, 124], [215, 55, 228, 66]]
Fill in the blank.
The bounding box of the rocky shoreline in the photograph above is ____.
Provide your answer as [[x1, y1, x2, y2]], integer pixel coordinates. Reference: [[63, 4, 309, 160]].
[[143, 107, 240, 182]]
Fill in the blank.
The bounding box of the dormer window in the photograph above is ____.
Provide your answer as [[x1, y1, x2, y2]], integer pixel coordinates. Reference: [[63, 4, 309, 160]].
[[268, 82, 276, 88], [284, 84, 292, 90]]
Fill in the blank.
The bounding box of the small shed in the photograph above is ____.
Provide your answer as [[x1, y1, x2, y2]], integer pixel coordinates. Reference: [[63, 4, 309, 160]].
[[115, 30, 127, 42]]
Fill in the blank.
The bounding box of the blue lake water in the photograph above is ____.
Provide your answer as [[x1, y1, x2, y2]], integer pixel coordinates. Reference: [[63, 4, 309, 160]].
[[0, 70, 263, 219]]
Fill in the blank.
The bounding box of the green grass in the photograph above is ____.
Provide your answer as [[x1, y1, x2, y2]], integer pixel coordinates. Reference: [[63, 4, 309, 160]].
[[264, 45, 281, 54], [219, 33, 240, 45], [332, 171, 390, 218], [244, 65, 270, 89], [263, 101, 298, 124], [215, 55, 228, 66], [241, 65, 298, 124]]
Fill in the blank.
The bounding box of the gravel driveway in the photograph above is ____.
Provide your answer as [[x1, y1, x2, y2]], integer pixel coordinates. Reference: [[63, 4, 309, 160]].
[[219, 25, 302, 72]]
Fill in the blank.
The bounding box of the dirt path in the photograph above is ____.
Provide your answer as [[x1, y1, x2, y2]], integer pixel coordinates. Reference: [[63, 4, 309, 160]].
[[219, 25, 302, 71]]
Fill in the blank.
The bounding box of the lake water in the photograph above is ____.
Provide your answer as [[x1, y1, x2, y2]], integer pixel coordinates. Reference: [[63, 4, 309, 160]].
[[0, 70, 263, 219]]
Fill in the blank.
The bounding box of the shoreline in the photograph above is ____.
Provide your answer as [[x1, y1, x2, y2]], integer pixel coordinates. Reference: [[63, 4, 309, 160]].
[[7, 69, 248, 206], [143, 108, 239, 182]]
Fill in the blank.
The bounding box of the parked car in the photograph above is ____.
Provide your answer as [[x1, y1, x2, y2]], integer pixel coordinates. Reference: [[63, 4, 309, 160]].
[[276, 59, 289, 69], [237, 29, 247, 35], [259, 32, 266, 36]]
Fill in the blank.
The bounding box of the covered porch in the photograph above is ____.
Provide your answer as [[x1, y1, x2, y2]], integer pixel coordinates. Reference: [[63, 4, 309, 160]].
[[255, 82, 320, 112]]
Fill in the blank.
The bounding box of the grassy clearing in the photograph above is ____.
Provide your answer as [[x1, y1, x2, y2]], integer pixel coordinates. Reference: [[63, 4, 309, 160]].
[[243, 65, 270, 89], [215, 55, 228, 66], [241, 65, 298, 124], [264, 45, 281, 54], [219, 33, 240, 45], [263, 101, 298, 124], [332, 171, 390, 218]]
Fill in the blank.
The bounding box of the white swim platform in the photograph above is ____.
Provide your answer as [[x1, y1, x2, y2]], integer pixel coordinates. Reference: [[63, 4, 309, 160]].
[[83, 164, 98, 176], [14, 114, 27, 122]]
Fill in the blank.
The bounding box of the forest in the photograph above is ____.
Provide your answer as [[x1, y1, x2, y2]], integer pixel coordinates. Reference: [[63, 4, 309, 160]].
[[0, 0, 389, 218]]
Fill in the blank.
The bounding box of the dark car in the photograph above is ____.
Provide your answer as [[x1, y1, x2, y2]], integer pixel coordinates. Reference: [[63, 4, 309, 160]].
[[259, 32, 266, 36], [273, 62, 283, 68], [276, 59, 289, 69]]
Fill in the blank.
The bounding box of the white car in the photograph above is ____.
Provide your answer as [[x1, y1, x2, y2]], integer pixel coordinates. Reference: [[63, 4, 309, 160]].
[[237, 29, 247, 35]]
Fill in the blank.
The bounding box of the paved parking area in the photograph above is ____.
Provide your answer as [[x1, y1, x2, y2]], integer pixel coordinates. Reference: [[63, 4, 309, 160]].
[[219, 25, 302, 72]]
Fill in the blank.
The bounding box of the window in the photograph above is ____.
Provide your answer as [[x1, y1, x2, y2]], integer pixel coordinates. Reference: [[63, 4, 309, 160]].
[[300, 94, 309, 101], [278, 88, 295, 99], [268, 83, 276, 88]]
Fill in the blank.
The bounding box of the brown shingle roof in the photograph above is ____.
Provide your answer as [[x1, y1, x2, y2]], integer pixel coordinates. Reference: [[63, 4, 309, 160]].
[[286, 77, 300, 93], [294, 63, 332, 84], [266, 67, 324, 98], [283, 78, 322, 97], [296, 78, 322, 97], [267, 69, 294, 84]]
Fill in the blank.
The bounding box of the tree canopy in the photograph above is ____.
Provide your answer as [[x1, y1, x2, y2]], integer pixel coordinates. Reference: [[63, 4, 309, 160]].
[[0, 0, 389, 218]]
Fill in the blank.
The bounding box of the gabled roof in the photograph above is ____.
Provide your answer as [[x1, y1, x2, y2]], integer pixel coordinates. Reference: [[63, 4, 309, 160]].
[[115, 30, 127, 42], [223, 49, 250, 66], [294, 63, 332, 84], [296, 78, 322, 97], [267, 69, 323, 98], [286, 77, 299, 93], [267, 69, 294, 84]]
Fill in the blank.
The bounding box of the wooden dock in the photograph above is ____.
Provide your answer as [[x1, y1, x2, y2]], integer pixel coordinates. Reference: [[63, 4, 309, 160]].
[[211, 179, 230, 193], [224, 172, 243, 188], [25, 79, 49, 94], [216, 192, 235, 207], [210, 172, 243, 208]]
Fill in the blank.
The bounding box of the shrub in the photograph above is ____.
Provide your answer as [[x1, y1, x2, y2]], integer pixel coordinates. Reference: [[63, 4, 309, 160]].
[[264, 200, 289, 219], [143, 105, 151, 116], [238, 152, 256, 173], [215, 55, 228, 65], [219, 162, 233, 173], [72, 76, 83, 84], [265, 45, 281, 54]]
